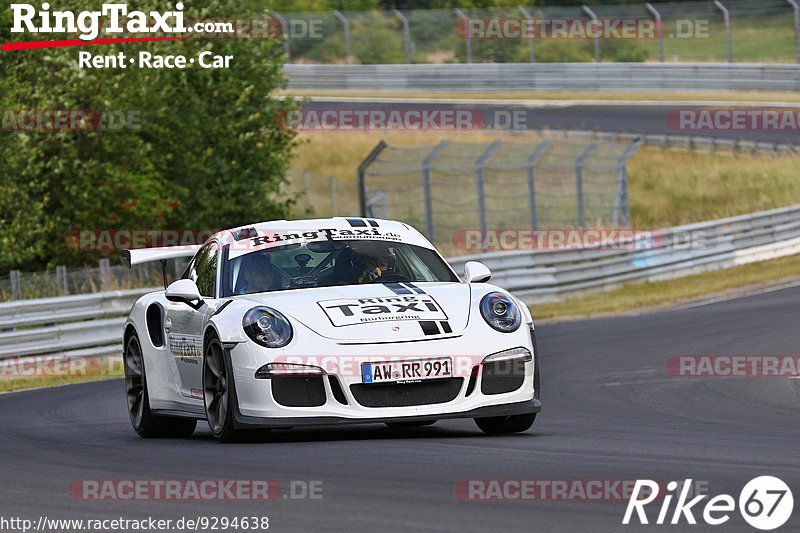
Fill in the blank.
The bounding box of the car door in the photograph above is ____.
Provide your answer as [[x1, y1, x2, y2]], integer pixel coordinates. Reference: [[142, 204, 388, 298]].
[[165, 241, 219, 400]]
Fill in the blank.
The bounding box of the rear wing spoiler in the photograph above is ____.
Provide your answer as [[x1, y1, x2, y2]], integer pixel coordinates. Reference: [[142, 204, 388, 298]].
[[122, 245, 202, 267], [122, 245, 202, 288]]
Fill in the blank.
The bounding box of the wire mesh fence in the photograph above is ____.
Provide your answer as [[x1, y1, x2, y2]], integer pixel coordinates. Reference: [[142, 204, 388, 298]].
[[275, 0, 800, 65], [284, 171, 353, 219], [358, 137, 640, 255], [0, 261, 185, 302]]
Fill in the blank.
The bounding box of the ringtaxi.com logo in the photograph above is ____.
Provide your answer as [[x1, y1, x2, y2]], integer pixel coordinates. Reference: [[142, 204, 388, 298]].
[[623, 476, 793, 530]]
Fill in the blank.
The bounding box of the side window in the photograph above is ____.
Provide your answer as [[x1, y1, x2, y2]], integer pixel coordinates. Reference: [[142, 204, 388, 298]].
[[187, 243, 218, 297]]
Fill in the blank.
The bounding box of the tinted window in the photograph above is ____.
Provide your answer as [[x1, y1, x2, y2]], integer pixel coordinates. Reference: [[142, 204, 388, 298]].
[[224, 240, 457, 297], [192, 243, 218, 297]]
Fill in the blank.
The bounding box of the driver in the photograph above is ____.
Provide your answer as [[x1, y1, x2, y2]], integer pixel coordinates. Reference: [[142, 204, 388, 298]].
[[357, 247, 394, 284], [236, 252, 276, 294]]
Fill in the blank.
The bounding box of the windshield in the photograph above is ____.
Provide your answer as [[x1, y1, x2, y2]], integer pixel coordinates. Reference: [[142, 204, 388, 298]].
[[222, 240, 458, 296]]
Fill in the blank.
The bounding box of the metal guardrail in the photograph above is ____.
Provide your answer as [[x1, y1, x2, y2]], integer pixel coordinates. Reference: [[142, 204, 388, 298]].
[[284, 63, 800, 93], [0, 288, 154, 359], [449, 204, 800, 303], [534, 129, 799, 155], [2, 203, 800, 359]]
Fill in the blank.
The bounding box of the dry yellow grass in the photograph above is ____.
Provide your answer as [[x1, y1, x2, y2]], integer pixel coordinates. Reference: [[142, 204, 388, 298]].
[[533, 254, 800, 320], [0, 357, 123, 393], [290, 131, 800, 229], [288, 130, 800, 321]]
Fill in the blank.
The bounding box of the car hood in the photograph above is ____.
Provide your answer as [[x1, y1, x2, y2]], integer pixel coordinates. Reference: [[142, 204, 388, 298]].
[[239, 282, 470, 342]]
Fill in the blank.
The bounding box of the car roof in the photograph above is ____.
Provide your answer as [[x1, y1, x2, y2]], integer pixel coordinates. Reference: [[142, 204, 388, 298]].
[[219, 217, 435, 259]]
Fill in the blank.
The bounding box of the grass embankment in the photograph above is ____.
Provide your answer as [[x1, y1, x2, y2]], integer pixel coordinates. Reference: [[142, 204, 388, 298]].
[[533, 255, 800, 321], [290, 130, 800, 320], [0, 358, 123, 393], [291, 131, 800, 228]]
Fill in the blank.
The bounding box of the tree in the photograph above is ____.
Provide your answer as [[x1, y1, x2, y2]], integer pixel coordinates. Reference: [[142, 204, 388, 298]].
[[0, 0, 298, 271]]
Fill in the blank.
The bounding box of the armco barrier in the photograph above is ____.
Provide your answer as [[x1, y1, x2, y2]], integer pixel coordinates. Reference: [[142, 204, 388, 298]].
[[0, 288, 154, 360], [2, 204, 800, 359], [283, 63, 800, 93], [449, 204, 800, 303]]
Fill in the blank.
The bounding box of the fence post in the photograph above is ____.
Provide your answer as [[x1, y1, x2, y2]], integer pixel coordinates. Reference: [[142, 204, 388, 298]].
[[613, 140, 642, 227], [99, 258, 111, 290], [475, 141, 503, 251], [304, 171, 312, 208], [330, 177, 337, 215], [788, 0, 800, 64], [56, 265, 69, 296], [526, 139, 554, 231], [334, 10, 354, 62], [713, 1, 733, 63], [454, 9, 472, 64], [645, 3, 665, 63], [421, 141, 451, 243], [357, 141, 388, 217], [394, 9, 414, 63], [575, 142, 599, 228], [517, 6, 536, 63], [581, 5, 601, 63], [272, 12, 291, 62], [10, 270, 21, 300]]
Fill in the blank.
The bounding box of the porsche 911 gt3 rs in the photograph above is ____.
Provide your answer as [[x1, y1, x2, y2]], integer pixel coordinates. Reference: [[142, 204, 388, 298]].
[[122, 217, 540, 442]]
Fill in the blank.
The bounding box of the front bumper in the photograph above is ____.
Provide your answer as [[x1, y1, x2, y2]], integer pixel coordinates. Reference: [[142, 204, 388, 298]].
[[225, 323, 541, 429]]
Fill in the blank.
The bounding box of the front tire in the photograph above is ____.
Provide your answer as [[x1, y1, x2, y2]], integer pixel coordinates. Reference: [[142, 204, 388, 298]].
[[124, 332, 196, 438], [203, 335, 261, 442], [203, 336, 234, 441], [474, 413, 536, 435]]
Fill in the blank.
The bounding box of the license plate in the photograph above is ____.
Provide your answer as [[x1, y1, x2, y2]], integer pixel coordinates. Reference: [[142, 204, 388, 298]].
[[362, 357, 453, 384]]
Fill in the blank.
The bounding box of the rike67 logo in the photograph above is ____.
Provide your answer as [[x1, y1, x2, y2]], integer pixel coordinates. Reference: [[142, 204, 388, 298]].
[[624, 476, 793, 530]]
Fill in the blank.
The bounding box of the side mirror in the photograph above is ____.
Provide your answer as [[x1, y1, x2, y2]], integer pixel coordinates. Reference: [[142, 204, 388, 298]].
[[166, 279, 203, 306], [464, 261, 492, 283]]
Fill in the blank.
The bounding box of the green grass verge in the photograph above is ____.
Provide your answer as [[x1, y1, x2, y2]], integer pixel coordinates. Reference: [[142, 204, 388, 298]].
[[533, 254, 800, 320], [0, 358, 123, 393]]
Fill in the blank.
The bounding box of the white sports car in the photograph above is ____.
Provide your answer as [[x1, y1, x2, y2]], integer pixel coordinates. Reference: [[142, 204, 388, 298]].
[[123, 217, 541, 442]]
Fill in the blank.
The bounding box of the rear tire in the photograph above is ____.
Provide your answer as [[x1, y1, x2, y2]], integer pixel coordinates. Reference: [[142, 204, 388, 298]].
[[124, 332, 197, 438], [474, 413, 536, 435], [385, 420, 437, 429]]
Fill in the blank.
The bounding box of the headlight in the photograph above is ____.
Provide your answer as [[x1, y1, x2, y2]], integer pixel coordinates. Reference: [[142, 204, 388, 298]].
[[242, 306, 293, 348], [480, 292, 521, 333]]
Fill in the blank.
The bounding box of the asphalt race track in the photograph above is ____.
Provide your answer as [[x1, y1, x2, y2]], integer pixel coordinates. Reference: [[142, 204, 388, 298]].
[[2, 286, 799, 532], [304, 100, 799, 144]]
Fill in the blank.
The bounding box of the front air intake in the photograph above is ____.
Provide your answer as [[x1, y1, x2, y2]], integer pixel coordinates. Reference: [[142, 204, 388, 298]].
[[271, 376, 326, 407]]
